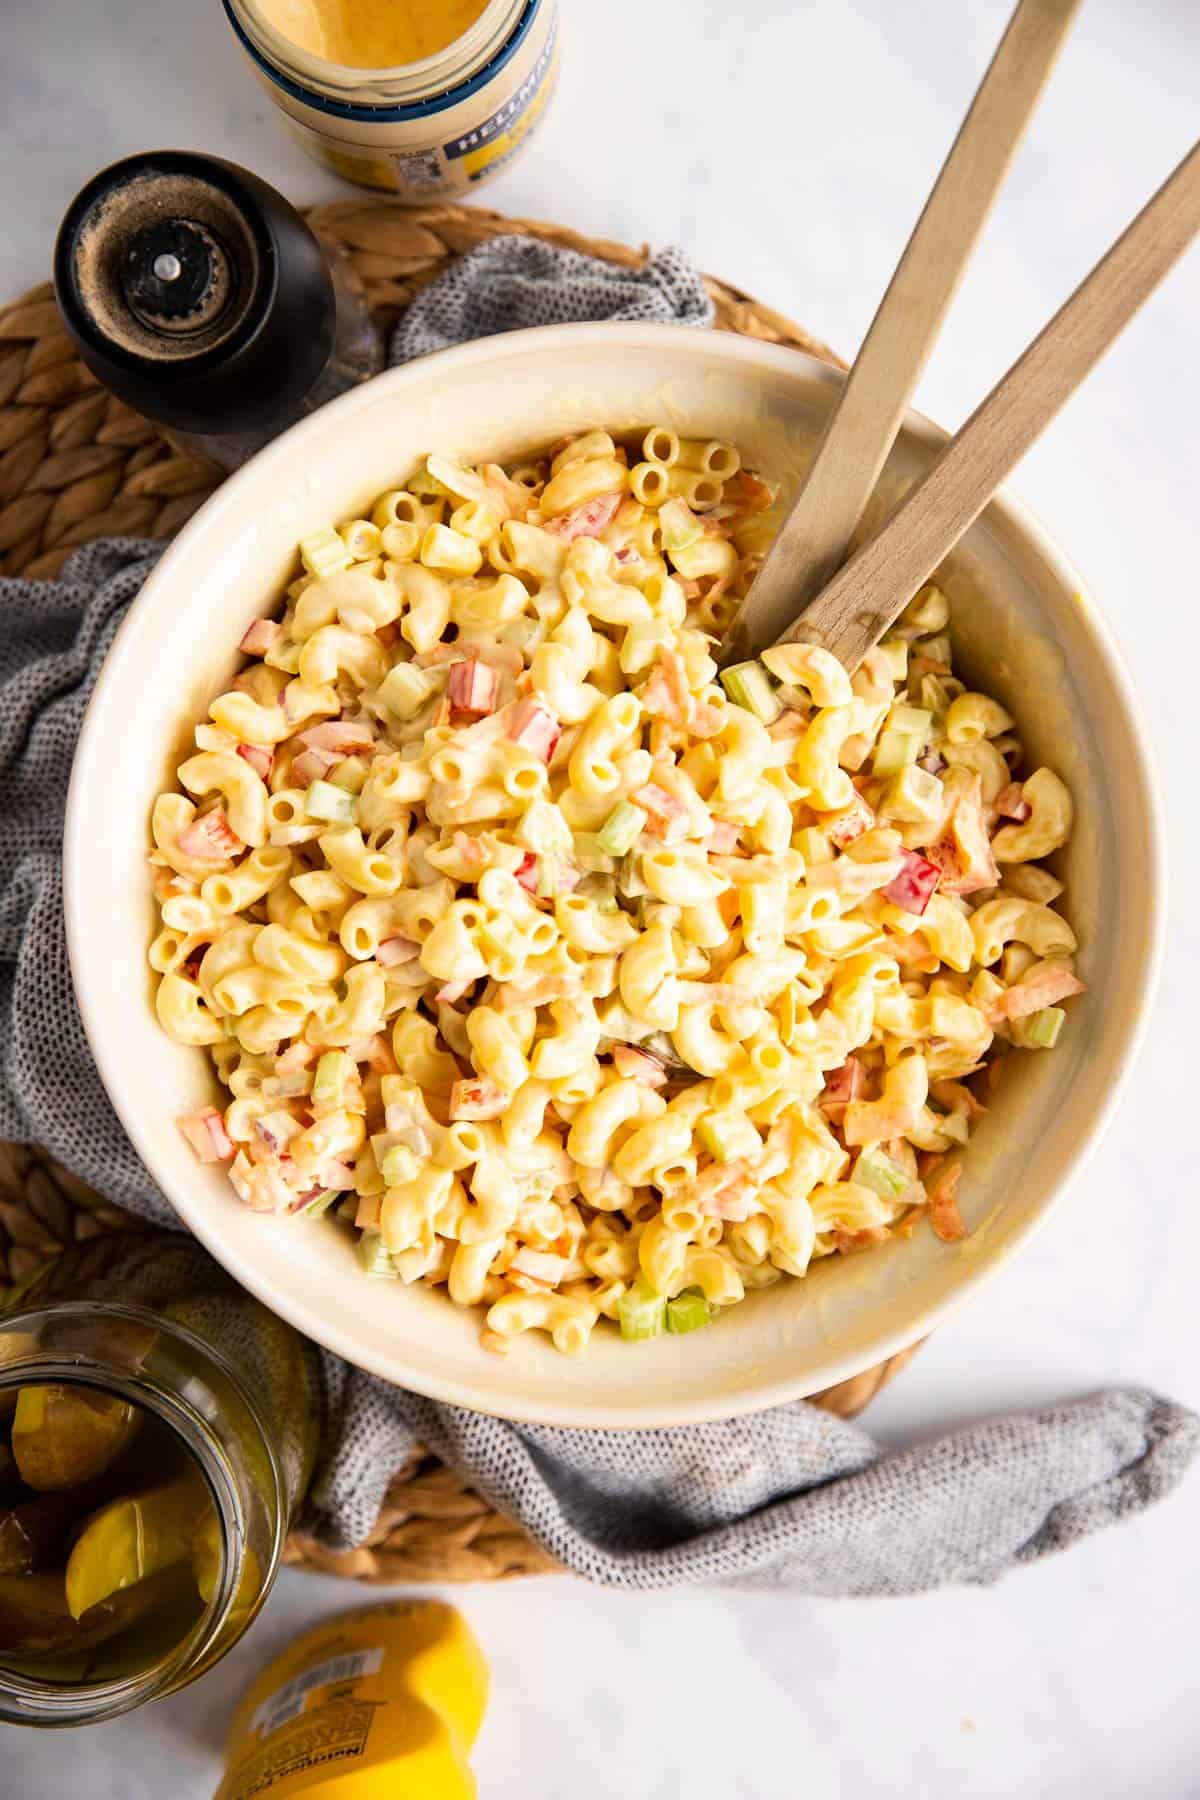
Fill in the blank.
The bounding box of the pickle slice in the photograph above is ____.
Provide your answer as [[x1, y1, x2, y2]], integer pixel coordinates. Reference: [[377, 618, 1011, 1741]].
[[0, 1441, 17, 1500], [0, 1567, 188, 1660], [11, 1386, 141, 1491], [192, 1512, 260, 1615], [64, 1472, 210, 1621], [0, 1494, 79, 1576]]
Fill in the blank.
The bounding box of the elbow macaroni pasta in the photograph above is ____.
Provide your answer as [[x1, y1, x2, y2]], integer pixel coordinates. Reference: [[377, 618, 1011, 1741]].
[[150, 429, 1082, 1354]]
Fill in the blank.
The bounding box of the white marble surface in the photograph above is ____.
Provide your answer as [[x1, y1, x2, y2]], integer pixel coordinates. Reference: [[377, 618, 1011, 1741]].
[[3, 0, 1199, 1793]]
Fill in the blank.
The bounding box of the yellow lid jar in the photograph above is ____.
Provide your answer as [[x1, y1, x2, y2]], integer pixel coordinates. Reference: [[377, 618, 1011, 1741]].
[[222, 0, 560, 198]]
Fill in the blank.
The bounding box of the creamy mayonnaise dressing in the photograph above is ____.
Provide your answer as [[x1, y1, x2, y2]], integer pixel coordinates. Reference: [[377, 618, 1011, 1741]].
[[261, 0, 489, 67]]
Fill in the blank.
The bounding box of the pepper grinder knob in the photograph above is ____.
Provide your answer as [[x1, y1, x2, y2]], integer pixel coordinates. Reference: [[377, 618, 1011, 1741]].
[[55, 150, 383, 471]]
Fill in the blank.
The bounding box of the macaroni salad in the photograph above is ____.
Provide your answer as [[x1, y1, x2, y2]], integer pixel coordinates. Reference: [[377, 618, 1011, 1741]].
[[149, 427, 1084, 1355]]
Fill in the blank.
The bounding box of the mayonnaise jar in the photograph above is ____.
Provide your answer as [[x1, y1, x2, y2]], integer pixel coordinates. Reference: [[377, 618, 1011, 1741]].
[[222, 0, 560, 198]]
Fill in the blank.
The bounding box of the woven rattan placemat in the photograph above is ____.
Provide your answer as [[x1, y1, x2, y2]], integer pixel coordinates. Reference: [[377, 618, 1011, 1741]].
[[0, 199, 918, 1581]]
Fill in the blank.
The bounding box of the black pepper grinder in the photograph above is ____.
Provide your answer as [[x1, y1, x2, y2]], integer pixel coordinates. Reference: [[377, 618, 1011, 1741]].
[[54, 150, 384, 473]]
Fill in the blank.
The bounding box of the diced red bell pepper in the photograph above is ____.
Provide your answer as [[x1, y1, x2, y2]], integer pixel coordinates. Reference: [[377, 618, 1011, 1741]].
[[236, 742, 274, 781], [507, 698, 561, 763], [883, 849, 941, 916], [177, 807, 244, 861], [448, 658, 499, 717], [177, 1107, 234, 1163]]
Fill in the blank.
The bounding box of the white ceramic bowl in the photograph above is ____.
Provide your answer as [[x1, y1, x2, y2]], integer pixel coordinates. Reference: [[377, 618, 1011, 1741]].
[[65, 324, 1163, 1426]]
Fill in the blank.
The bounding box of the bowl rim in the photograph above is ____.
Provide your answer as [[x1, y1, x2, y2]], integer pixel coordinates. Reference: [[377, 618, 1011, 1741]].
[[64, 321, 1167, 1425]]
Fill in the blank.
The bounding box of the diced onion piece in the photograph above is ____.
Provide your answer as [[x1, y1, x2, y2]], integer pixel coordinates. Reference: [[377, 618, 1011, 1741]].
[[617, 1278, 666, 1342], [720, 660, 782, 724], [510, 1247, 570, 1283], [544, 491, 622, 540], [995, 781, 1031, 821], [698, 1107, 761, 1164], [377, 935, 421, 966], [819, 1057, 865, 1120], [436, 978, 474, 1004], [239, 618, 282, 656], [611, 1044, 668, 1087], [707, 819, 741, 854], [297, 720, 376, 756], [304, 780, 357, 824], [507, 699, 561, 764], [596, 800, 648, 856], [177, 1108, 234, 1163], [447, 658, 498, 717], [882, 850, 940, 916], [666, 1289, 712, 1334]]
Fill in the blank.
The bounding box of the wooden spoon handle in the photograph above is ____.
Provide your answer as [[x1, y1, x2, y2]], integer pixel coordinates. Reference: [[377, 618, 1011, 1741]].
[[776, 137, 1200, 672], [720, 0, 1082, 668]]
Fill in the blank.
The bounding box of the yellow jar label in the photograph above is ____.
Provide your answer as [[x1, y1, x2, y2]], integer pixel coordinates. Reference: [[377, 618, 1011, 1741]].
[[443, 16, 559, 182], [279, 6, 559, 199]]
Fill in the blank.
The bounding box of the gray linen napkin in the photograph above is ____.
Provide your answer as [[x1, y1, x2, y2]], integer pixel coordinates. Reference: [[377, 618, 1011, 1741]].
[[0, 242, 1195, 1590]]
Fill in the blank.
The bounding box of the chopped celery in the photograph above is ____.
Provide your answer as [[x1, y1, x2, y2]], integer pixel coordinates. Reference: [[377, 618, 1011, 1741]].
[[698, 1107, 761, 1164], [331, 755, 368, 795], [720, 660, 782, 725], [666, 1288, 713, 1335], [535, 854, 560, 899], [376, 662, 443, 720], [597, 800, 648, 856], [881, 764, 944, 824], [618, 1278, 666, 1342], [312, 1050, 349, 1108], [795, 826, 834, 868], [879, 638, 909, 682], [517, 797, 572, 856], [305, 780, 357, 825], [1012, 1006, 1065, 1049], [573, 832, 617, 872], [873, 704, 932, 776], [357, 1234, 398, 1278], [480, 914, 521, 959], [659, 497, 703, 555], [300, 1189, 339, 1216], [855, 1147, 910, 1198], [920, 674, 952, 716], [615, 850, 649, 897], [299, 525, 352, 581]]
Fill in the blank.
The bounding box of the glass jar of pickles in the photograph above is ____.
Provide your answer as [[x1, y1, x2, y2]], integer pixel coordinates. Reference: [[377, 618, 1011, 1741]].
[[0, 1236, 321, 1726]]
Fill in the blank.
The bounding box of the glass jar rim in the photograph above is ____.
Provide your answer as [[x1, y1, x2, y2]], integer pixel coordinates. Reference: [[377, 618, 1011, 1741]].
[[226, 0, 530, 106], [0, 1303, 283, 1727]]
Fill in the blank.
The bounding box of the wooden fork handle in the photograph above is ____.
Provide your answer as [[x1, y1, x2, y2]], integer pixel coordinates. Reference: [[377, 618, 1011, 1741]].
[[719, 0, 1082, 668], [777, 137, 1200, 672]]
